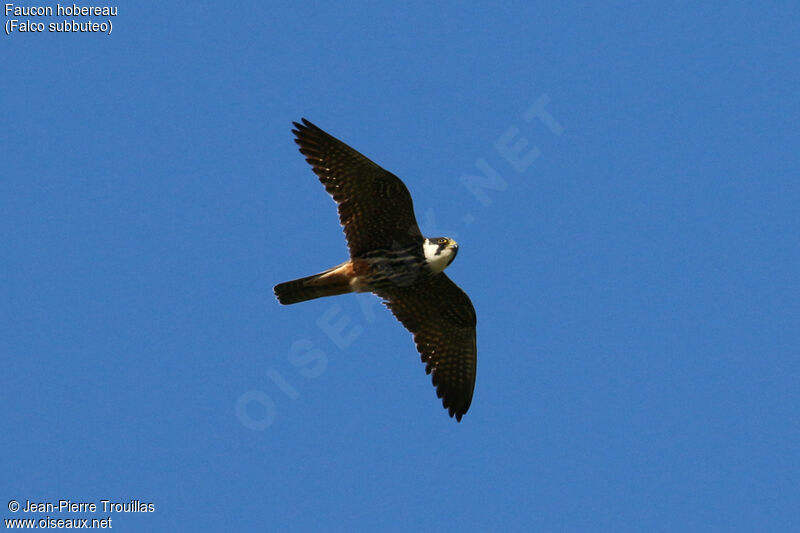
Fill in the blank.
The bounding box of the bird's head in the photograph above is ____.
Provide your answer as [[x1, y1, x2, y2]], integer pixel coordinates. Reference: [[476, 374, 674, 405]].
[[423, 237, 459, 273]]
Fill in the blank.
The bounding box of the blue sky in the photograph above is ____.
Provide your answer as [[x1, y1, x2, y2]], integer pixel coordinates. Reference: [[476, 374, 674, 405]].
[[2, 2, 799, 531]]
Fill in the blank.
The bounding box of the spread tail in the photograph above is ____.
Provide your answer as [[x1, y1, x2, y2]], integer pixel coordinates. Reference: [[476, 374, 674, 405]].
[[274, 262, 354, 305]]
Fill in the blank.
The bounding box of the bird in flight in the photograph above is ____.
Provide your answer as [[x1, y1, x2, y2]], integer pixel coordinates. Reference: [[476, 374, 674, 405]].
[[274, 119, 477, 421]]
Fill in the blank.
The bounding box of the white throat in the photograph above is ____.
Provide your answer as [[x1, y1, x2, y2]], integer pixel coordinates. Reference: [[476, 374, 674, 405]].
[[423, 238, 458, 274]]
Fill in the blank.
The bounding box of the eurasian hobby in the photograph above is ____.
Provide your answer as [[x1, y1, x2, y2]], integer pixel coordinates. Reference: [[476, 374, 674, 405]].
[[274, 119, 477, 421]]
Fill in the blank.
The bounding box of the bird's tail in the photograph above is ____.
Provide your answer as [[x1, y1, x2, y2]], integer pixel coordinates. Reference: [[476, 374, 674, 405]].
[[274, 262, 355, 305]]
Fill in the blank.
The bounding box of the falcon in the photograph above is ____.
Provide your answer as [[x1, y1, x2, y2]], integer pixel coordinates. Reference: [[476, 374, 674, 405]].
[[274, 119, 477, 421]]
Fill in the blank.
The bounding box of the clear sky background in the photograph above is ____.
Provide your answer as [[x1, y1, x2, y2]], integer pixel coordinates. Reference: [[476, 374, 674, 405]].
[[2, 3, 798, 531]]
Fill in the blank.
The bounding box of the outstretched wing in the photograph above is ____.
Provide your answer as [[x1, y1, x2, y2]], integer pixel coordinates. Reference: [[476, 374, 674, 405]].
[[292, 119, 424, 258], [380, 274, 477, 421]]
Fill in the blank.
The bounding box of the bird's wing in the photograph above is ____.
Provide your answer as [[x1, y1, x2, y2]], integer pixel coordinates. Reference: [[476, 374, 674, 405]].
[[379, 273, 477, 421], [292, 119, 424, 258]]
